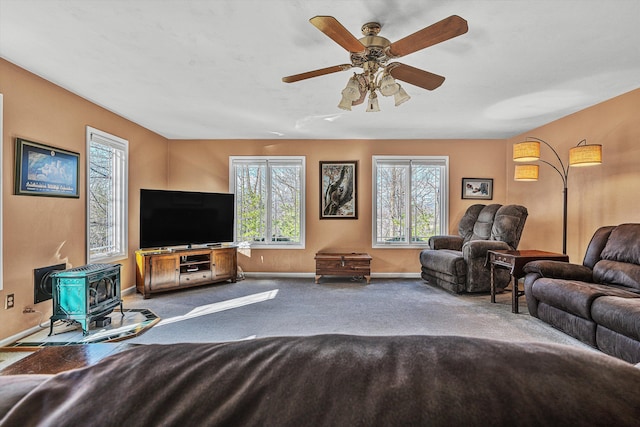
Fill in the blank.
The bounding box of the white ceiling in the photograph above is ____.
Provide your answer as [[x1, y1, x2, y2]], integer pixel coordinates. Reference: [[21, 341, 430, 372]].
[[1, 0, 639, 140]]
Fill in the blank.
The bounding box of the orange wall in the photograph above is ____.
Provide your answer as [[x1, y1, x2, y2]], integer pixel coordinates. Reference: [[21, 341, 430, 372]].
[[167, 138, 508, 274], [507, 88, 640, 262], [1, 59, 168, 341]]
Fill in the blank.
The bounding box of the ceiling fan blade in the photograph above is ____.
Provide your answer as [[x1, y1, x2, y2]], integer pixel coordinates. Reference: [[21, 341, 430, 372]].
[[388, 63, 445, 91], [388, 15, 468, 58], [309, 16, 366, 53], [282, 64, 352, 83]]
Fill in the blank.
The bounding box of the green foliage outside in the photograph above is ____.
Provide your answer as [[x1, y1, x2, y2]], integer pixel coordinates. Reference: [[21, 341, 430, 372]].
[[235, 162, 301, 244]]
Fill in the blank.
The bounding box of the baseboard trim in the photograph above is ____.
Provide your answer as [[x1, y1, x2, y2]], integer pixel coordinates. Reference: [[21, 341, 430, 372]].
[[244, 272, 314, 279], [0, 325, 44, 348], [121, 286, 136, 296], [244, 272, 421, 279], [373, 272, 421, 278]]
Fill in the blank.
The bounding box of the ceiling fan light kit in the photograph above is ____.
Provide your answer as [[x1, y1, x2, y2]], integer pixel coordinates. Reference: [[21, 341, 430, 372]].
[[283, 14, 468, 112]]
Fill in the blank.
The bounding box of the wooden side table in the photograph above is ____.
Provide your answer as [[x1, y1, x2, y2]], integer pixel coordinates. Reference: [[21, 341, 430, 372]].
[[487, 250, 569, 313], [315, 252, 372, 284]]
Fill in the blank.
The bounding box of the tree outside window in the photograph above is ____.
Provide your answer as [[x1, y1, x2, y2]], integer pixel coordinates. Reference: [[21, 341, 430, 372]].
[[373, 156, 448, 247], [87, 127, 128, 262], [231, 157, 305, 248]]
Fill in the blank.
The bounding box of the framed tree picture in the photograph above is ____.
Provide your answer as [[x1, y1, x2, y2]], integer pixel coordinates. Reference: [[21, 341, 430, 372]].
[[320, 161, 358, 219]]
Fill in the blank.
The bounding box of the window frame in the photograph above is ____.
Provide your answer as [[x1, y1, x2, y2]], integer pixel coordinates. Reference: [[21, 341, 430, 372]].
[[372, 155, 449, 248], [229, 156, 306, 249], [86, 126, 129, 263], [0, 94, 3, 289]]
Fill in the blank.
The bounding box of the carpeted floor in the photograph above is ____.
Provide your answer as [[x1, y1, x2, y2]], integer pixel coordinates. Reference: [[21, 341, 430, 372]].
[[121, 276, 593, 351]]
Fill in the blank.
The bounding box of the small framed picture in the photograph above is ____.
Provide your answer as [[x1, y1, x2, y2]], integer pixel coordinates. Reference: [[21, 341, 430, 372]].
[[14, 138, 80, 198], [462, 178, 493, 200]]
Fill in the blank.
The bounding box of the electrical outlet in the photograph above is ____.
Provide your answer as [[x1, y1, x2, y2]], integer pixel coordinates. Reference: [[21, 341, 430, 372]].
[[5, 294, 15, 309]]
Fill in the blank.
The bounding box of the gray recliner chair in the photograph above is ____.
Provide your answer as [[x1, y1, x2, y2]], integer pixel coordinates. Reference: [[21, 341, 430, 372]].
[[419, 204, 528, 293]]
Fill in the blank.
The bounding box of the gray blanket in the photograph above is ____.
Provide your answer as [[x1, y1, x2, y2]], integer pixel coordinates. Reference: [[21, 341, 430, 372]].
[[1, 334, 640, 426]]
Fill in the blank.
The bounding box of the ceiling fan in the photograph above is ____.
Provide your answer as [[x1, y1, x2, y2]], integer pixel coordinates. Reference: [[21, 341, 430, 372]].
[[282, 15, 468, 111]]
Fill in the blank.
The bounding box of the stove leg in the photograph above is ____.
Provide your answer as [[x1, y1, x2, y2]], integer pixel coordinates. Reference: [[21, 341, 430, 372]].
[[80, 319, 89, 336]]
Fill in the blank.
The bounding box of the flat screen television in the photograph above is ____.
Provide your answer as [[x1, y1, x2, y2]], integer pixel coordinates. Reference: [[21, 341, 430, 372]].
[[140, 189, 235, 249]]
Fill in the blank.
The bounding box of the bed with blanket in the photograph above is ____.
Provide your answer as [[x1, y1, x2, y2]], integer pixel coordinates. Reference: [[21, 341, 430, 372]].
[[1, 334, 640, 426]]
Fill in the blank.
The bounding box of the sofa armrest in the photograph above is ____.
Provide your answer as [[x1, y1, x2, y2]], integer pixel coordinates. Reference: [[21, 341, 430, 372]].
[[523, 260, 593, 282], [428, 235, 463, 251], [463, 240, 511, 260]]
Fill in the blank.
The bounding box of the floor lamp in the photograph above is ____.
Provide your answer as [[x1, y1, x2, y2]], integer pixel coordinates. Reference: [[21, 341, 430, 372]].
[[513, 137, 602, 254]]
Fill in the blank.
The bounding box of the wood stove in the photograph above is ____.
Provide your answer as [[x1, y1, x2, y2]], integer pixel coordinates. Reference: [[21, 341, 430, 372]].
[[49, 264, 123, 336]]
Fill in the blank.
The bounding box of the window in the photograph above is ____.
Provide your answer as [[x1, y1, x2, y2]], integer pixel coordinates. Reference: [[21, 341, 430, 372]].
[[230, 156, 305, 248], [86, 127, 128, 262], [373, 156, 448, 247]]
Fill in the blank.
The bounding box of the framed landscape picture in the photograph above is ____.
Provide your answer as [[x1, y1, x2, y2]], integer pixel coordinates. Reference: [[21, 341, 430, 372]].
[[320, 160, 358, 219], [461, 177, 493, 200], [14, 138, 80, 198]]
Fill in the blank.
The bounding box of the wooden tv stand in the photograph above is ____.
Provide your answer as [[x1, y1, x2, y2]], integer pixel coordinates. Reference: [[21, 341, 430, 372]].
[[135, 246, 237, 298]]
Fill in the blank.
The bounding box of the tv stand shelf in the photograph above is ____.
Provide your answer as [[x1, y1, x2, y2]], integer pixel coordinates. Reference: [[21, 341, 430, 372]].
[[180, 254, 211, 273], [135, 246, 237, 298]]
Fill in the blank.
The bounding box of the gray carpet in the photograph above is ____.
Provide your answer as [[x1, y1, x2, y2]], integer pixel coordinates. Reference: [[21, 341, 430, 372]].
[[122, 277, 593, 351]]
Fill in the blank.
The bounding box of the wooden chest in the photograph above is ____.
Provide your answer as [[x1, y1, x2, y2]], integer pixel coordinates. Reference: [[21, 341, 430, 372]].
[[314, 252, 372, 284]]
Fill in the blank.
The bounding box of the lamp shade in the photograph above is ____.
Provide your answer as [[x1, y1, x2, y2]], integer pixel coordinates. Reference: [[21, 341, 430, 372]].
[[514, 164, 539, 181], [569, 144, 602, 167], [337, 95, 352, 111], [513, 141, 541, 162], [366, 91, 380, 112], [342, 77, 361, 102], [379, 74, 400, 96]]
